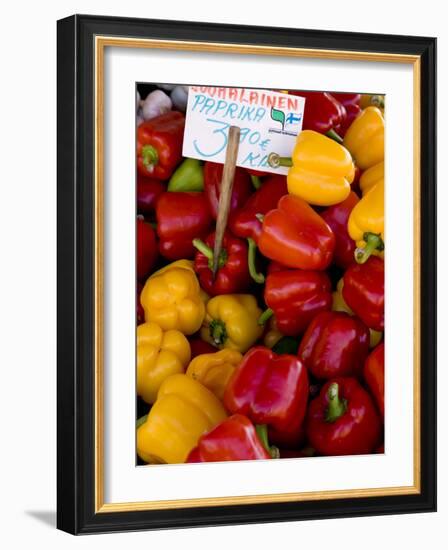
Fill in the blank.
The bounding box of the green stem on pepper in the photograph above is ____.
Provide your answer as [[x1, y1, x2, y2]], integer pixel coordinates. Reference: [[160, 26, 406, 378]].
[[255, 424, 280, 459], [355, 232, 384, 264], [267, 152, 293, 169], [326, 128, 344, 144], [247, 238, 265, 284], [258, 308, 274, 326], [325, 383, 348, 423]]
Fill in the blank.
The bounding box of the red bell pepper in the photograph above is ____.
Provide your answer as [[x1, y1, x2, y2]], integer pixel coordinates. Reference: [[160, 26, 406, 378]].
[[342, 256, 384, 332], [306, 378, 382, 456], [137, 173, 165, 214], [189, 337, 217, 359], [290, 91, 346, 137], [155, 192, 213, 260], [261, 270, 332, 336], [321, 192, 359, 269], [258, 195, 335, 270], [298, 311, 370, 380], [224, 346, 309, 446], [203, 162, 253, 220], [186, 414, 274, 462], [137, 112, 185, 180], [193, 231, 252, 296], [229, 175, 288, 244], [330, 93, 362, 137], [136, 217, 158, 281], [364, 342, 385, 418]]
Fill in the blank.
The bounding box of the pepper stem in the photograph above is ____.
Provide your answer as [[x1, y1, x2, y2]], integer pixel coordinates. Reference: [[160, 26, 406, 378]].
[[209, 319, 228, 346], [250, 174, 262, 190], [326, 128, 344, 144], [325, 383, 347, 423], [136, 414, 148, 429], [355, 232, 384, 264], [371, 95, 385, 109], [267, 152, 293, 168], [141, 144, 159, 172], [258, 308, 274, 326], [192, 238, 227, 270], [247, 238, 265, 284], [255, 424, 280, 459]]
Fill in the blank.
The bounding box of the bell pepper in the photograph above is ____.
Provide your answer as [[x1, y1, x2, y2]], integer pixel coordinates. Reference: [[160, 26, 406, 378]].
[[332, 278, 383, 349], [261, 269, 332, 336], [321, 191, 359, 269], [137, 111, 185, 179], [150, 259, 194, 278], [360, 94, 385, 111], [141, 266, 205, 335], [343, 106, 384, 170], [200, 294, 263, 353], [186, 415, 274, 462], [306, 378, 382, 456], [137, 173, 165, 214], [290, 91, 346, 135], [137, 321, 191, 404], [203, 161, 253, 220], [348, 180, 384, 263], [342, 256, 384, 332], [298, 311, 369, 380], [137, 374, 227, 464], [168, 158, 204, 192], [364, 342, 385, 418], [136, 217, 158, 281], [137, 282, 144, 324], [330, 93, 362, 137], [229, 174, 288, 244], [269, 130, 355, 206], [155, 192, 213, 260], [258, 194, 335, 270], [224, 346, 309, 446], [186, 348, 242, 400], [359, 161, 384, 195], [263, 316, 283, 349], [193, 231, 252, 296], [189, 337, 217, 359]]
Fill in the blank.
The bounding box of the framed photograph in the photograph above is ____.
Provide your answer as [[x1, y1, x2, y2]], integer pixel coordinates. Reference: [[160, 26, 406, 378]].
[[57, 14, 436, 535]]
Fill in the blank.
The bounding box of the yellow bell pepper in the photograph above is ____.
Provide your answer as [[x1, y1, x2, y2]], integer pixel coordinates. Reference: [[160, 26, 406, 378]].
[[263, 316, 283, 349], [343, 106, 384, 170], [141, 267, 205, 335], [137, 322, 191, 404], [201, 294, 263, 353], [150, 259, 194, 278], [137, 374, 227, 464], [284, 130, 355, 206], [332, 279, 382, 348], [348, 179, 384, 264], [359, 161, 384, 195], [186, 349, 242, 399], [360, 94, 385, 111]]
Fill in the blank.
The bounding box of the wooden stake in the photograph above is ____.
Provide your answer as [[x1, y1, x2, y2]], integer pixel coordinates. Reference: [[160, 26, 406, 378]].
[[212, 125, 241, 276]]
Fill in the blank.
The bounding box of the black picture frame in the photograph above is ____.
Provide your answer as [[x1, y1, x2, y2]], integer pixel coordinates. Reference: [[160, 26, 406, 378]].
[[57, 14, 436, 535]]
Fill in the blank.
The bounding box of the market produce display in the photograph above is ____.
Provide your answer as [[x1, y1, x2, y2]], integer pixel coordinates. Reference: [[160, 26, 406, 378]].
[[136, 85, 385, 465]]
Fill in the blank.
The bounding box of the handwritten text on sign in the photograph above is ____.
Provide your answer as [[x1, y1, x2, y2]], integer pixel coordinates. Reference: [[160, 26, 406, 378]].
[[182, 87, 306, 175]]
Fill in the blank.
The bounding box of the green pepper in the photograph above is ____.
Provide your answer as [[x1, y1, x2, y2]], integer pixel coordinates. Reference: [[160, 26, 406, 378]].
[[168, 158, 204, 192]]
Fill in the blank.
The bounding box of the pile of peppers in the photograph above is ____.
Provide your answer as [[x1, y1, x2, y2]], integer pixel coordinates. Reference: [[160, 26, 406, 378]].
[[136, 86, 385, 464]]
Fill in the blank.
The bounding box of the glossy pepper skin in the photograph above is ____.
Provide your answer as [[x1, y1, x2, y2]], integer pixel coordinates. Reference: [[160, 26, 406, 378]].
[[342, 256, 384, 332], [348, 179, 384, 264], [343, 106, 385, 170], [290, 91, 346, 134], [136, 217, 158, 281], [359, 161, 384, 196], [137, 173, 165, 214], [330, 93, 362, 137], [321, 192, 359, 269], [201, 294, 263, 353], [298, 311, 370, 380], [283, 130, 355, 206], [186, 349, 243, 400], [168, 158, 204, 192], [229, 175, 288, 244], [363, 342, 385, 418], [258, 194, 335, 270], [224, 346, 309, 446], [155, 192, 212, 260], [137, 322, 191, 404], [137, 111, 185, 179], [306, 378, 382, 456], [141, 267, 205, 335], [137, 374, 227, 464], [186, 415, 272, 462], [203, 162, 253, 220], [263, 270, 332, 337], [193, 231, 251, 296]]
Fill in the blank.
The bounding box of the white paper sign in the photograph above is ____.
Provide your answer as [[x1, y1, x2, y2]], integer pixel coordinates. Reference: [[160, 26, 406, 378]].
[[182, 87, 305, 175]]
